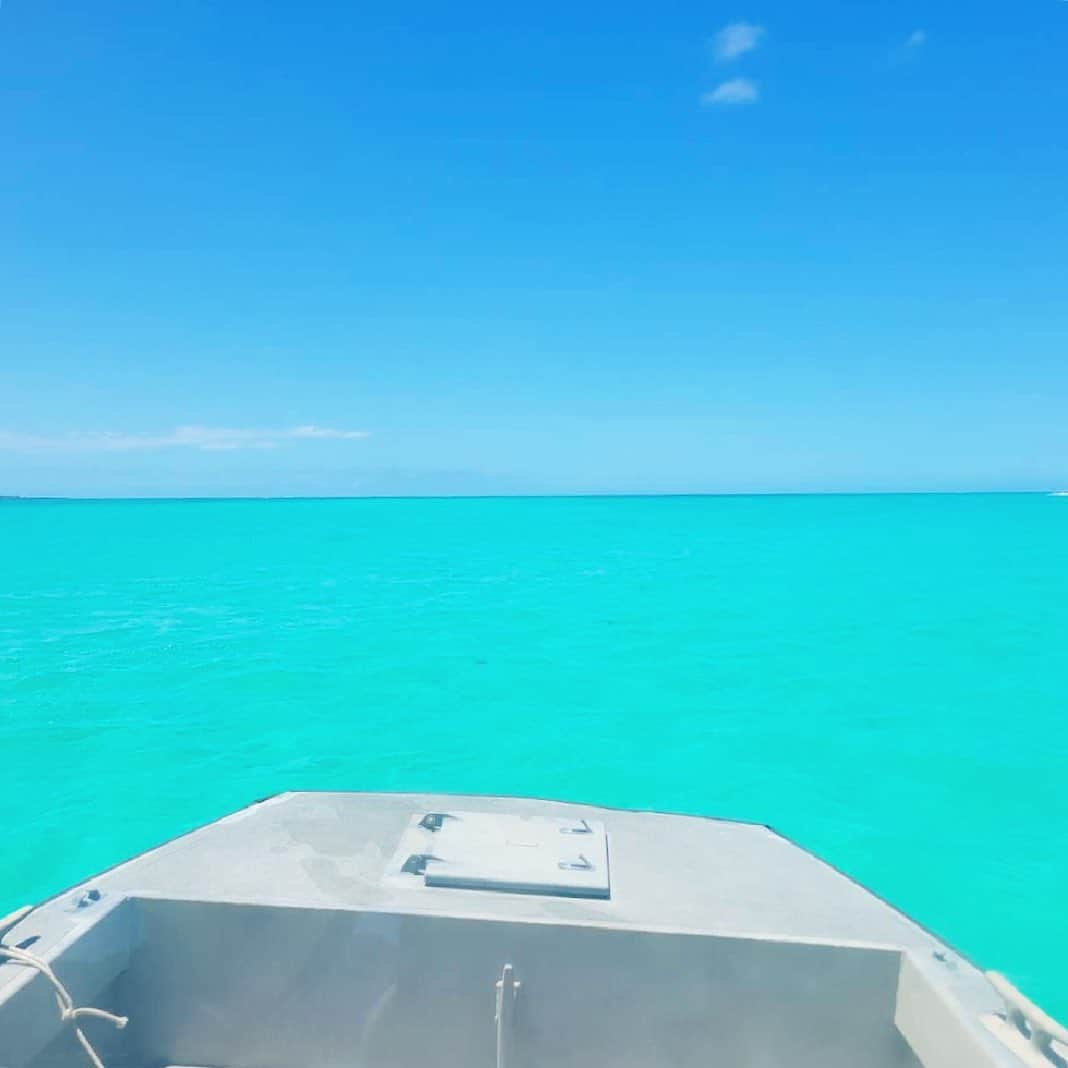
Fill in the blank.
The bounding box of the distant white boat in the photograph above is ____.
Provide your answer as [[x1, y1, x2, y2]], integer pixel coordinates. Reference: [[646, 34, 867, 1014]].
[[1049, 491, 1068, 497]]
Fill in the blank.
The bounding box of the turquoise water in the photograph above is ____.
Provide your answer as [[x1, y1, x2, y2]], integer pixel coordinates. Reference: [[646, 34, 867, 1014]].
[[2, 494, 1065, 1013]]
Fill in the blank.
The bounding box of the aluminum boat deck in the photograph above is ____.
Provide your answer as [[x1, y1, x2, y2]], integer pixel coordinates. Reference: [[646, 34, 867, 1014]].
[[0, 792, 1062, 1068]]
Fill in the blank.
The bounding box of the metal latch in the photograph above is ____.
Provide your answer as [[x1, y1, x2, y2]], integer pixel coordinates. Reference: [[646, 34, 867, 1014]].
[[559, 819, 593, 835], [558, 854, 594, 872], [401, 853, 441, 875], [419, 813, 454, 832], [495, 964, 521, 1068]]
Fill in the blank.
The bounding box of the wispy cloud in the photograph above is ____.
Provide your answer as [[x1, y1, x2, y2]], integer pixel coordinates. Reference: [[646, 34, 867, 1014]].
[[889, 28, 928, 65], [285, 425, 370, 442], [0, 425, 371, 452], [712, 21, 765, 62], [701, 78, 760, 106]]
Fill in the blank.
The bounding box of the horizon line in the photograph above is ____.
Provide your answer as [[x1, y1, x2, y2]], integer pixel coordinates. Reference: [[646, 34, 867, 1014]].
[[0, 490, 1059, 503]]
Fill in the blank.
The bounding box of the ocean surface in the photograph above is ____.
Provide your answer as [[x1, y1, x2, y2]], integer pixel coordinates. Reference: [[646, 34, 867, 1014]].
[[2, 494, 1065, 1014]]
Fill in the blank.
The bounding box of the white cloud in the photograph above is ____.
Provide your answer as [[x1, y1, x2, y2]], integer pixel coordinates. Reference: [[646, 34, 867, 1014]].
[[905, 29, 927, 50], [701, 78, 760, 106], [286, 425, 370, 441], [0, 425, 370, 452], [712, 21, 765, 62]]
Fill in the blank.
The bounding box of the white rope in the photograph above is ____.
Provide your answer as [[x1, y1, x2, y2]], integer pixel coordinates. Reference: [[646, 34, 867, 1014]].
[[1, 921, 128, 1068]]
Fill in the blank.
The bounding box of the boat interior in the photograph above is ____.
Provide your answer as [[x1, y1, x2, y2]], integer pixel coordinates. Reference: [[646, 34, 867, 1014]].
[[0, 894, 1029, 1068], [1, 794, 1059, 1068]]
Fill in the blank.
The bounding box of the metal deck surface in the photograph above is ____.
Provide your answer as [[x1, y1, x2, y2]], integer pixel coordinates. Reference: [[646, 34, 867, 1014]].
[[0, 792, 1050, 1068], [8, 792, 960, 941]]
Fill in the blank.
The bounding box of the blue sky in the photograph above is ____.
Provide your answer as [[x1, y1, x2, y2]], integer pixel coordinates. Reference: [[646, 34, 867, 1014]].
[[1, 0, 1066, 496]]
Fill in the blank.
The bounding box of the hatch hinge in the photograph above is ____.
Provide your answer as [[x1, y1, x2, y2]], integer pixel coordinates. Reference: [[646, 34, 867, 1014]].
[[418, 812, 454, 832], [400, 853, 441, 875]]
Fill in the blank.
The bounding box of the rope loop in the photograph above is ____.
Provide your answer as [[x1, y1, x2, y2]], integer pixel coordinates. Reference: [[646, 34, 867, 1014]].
[[1, 925, 128, 1068]]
